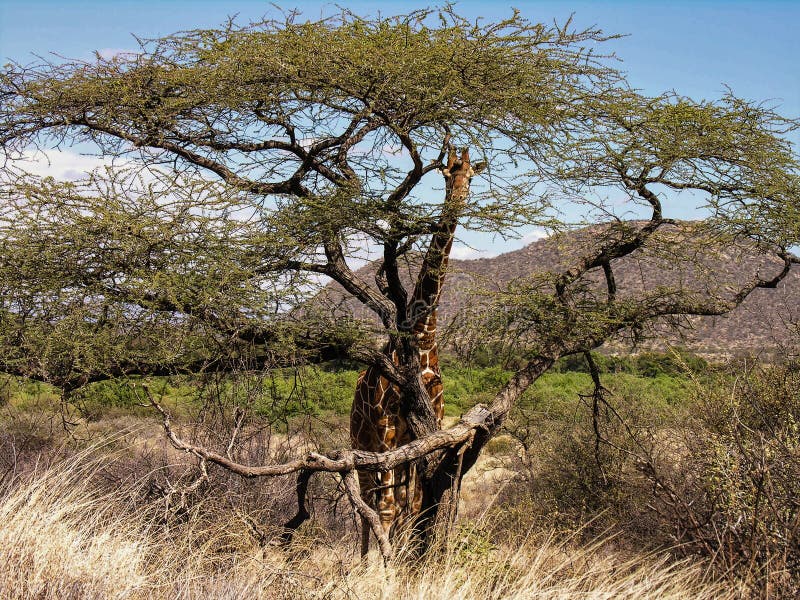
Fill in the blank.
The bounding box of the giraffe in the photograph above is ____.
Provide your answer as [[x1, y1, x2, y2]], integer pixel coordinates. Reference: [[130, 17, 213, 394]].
[[350, 148, 485, 555]]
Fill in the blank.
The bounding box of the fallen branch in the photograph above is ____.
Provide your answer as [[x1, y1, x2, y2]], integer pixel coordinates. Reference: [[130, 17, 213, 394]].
[[144, 388, 490, 478], [341, 470, 393, 563], [138, 385, 495, 562]]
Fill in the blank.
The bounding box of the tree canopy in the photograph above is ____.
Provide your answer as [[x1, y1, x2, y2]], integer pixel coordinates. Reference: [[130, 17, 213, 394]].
[[1, 6, 799, 557]]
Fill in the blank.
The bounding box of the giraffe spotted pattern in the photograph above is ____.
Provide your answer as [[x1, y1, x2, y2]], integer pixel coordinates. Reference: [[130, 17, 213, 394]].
[[350, 148, 485, 555]]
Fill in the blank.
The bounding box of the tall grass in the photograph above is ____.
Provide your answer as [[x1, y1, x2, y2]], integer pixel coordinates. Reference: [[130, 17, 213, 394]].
[[0, 449, 734, 599], [0, 450, 152, 599]]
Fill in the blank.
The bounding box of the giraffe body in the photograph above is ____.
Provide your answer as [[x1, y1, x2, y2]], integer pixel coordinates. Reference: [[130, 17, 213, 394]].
[[350, 148, 484, 553]]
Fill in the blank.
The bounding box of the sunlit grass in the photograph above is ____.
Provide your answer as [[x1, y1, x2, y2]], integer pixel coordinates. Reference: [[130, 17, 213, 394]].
[[0, 449, 735, 600]]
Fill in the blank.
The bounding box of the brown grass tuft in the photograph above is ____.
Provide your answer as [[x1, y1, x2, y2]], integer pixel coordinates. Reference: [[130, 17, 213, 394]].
[[0, 447, 738, 599]]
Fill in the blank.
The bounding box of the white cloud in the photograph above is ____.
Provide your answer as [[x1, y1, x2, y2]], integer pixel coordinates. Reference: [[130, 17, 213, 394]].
[[451, 228, 550, 261], [520, 227, 548, 244], [15, 150, 113, 180], [450, 244, 487, 260], [97, 48, 136, 60]]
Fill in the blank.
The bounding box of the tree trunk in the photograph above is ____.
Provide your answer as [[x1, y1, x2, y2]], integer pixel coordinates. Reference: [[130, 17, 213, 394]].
[[414, 445, 467, 551], [411, 356, 556, 552]]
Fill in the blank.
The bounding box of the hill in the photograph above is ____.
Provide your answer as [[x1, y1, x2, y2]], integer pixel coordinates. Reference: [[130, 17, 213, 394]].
[[317, 222, 799, 358]]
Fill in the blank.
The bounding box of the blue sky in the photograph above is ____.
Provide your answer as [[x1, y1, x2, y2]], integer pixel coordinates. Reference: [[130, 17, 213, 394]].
[[1, 1, 798, 257]]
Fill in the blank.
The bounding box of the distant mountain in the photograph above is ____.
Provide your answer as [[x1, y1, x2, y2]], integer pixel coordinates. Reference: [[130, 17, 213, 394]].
[[317, 222, 799, 358]]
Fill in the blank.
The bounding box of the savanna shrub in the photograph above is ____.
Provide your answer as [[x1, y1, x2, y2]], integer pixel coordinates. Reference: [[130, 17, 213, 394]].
[[644, 362, 800, 597], [499, 384, 672, 543]]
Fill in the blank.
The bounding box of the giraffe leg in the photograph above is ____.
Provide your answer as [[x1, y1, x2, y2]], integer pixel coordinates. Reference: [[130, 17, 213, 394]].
[[390, 415, 421, 544], [375, 414, 398, 534], [356, 471, 374, 557], [409, 464, 423, 516], [390, 463, 418, 546], [376, 468, 396, 534], [360, 514, 370, 557], [395, 464, 408, 512]]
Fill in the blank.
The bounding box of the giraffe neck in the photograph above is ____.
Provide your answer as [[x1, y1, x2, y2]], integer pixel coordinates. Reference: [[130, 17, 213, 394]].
[[409, 221, 454, 360], [413, 304, 437, 340], [408, 150, 472, 359]]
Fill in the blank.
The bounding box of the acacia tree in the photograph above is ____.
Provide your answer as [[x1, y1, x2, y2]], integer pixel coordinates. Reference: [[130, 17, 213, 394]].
[[1, 8, 799, 559]]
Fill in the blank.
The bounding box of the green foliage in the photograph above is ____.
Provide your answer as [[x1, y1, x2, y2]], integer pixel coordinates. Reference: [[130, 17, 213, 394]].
[[1, 6, 796, 392], [0, 376, 60, 410], [439, 365, 513, 415], [74, 380, 139, 409], [259, 367, 360, 418], [552, 349, 707, 378], [520, 372, 690, 421], [438, 350, 699, 419], [1, 358, 697, 428], [630, 350, 708, 377]]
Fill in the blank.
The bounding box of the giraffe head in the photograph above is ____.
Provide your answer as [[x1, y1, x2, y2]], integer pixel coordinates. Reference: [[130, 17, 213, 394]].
[[441, 148, 487, 203]]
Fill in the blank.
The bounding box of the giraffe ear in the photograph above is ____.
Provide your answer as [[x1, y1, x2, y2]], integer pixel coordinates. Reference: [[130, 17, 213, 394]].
[[472, 161, 487, 176]]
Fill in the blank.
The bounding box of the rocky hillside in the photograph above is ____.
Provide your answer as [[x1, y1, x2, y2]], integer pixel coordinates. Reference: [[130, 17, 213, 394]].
[[318, 222, 799, 358]]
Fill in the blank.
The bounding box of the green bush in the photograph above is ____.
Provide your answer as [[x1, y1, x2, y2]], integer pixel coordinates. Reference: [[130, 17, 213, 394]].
[[499, 358, 800, 597], [499, 378, 678, 543], [550, 349, 708, 377]]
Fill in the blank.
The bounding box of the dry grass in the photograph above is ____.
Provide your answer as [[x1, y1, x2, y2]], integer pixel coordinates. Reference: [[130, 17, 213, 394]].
[[0, 447, 740, 600], [0, 450, 152, 599]]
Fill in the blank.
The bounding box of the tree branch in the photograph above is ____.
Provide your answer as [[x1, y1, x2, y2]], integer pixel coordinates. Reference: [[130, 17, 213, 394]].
[[145, 388, 491, 478], [342, 470, 393, 563], [67, 117, 314, 197], [322, 239, 396, 327]]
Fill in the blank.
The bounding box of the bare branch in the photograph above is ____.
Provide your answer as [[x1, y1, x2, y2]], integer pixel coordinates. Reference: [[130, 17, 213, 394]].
[[144, 387, 492, 477], [323, 239, 396, 327], [342, 470, 393, 563]]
